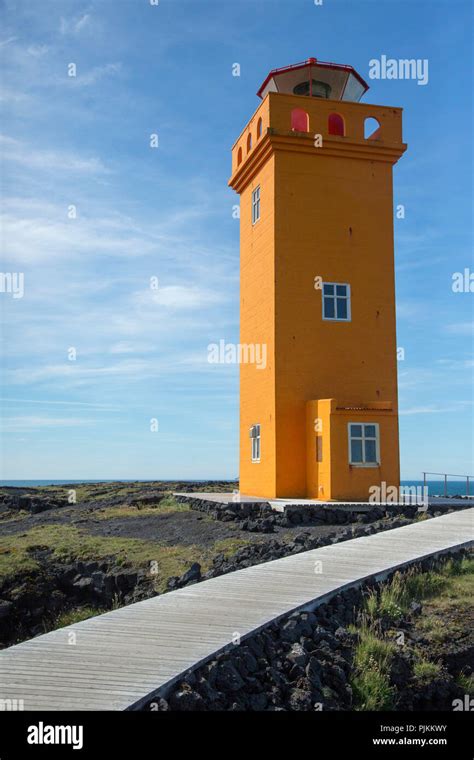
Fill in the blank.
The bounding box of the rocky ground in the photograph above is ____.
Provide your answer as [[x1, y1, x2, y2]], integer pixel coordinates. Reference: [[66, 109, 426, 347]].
[[0, 480, 368, 646], [0, 482, 468, 659]]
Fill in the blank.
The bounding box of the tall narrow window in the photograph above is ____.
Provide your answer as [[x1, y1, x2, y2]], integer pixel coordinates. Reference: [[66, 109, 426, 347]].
[[316, 436, 323, 462], [348, 423, 380, 465], [252, 185, 260, 224], [250, 424, 261, 462], [322, 283, 351, 321]]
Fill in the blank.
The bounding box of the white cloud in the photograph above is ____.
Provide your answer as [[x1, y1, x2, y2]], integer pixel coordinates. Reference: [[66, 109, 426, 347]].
[[0, 135, 109, 174], [60, 14, 92, 35], [142, 285, 223, 310], [6, 360, 152, 385], [0, 194, 233, 268], [0, 87, 31, 103], [398, 368, 435, 390], [75, 13, 91, 32], [109, 342, 152, 355], [0, 397, 121, 410], [4, 350, 226, 390], [73, 62, 122, 87], [2, 415, 96, 432], [400, 401, 472, 415], [0, 200, 164, 263], [444, 322, 474, 336], [396, 301, 421, 319], [26, 44, 49, 57], [0, 37, 18, 48], [436, 358, 474, 369]]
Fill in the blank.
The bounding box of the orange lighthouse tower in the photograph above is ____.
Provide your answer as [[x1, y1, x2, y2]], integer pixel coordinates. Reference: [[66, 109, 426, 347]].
[[229, 58, 406, 501]]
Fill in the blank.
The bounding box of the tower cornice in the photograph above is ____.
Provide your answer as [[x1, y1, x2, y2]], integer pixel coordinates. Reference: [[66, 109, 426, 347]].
[[229, 129, 406, 194], [229, 92, 406, 193]]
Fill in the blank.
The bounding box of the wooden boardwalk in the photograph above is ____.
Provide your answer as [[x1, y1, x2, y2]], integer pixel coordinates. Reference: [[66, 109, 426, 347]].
[[0, 509, 472, 711]]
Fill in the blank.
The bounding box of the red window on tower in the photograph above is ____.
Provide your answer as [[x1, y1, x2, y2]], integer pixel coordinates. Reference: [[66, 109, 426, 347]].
[[291, 108, 309, 133], [328, 113, 345, 136]]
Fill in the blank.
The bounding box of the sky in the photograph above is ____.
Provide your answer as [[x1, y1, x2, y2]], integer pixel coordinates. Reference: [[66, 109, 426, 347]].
[[0, 0, 472, 481]]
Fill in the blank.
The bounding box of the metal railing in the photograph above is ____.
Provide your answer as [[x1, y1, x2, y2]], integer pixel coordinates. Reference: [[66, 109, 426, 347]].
[[422, 471, 474, 498]]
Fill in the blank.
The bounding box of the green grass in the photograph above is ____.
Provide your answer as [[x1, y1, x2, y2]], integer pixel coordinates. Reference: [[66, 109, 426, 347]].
[[412, 560, 473, 648], [413, 659, 442, 681], [456, 672, 474, 695], [351, 621, 397, 710], [415, 511, 430, 522], [351, 554, 473, 710], [46, 606, 100, 630], [0, 509, 31, 524], [362, 556, 474, 626], [352, 666, 396, 711], [94, 495, 190, 520], [44, 594, 127, 633], [416, 615, 463, 643], [35, 483, 160, 504], [0, 523, 251, 592], [72, 484, 141, 503], [364, 592, 379, 620]]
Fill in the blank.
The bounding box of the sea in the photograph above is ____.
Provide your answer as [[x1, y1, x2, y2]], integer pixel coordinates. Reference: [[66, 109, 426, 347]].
[[0, 479, 471, 497]]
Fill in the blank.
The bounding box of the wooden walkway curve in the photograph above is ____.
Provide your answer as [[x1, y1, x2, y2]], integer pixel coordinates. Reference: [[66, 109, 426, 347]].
[[0, 508, 472, 711]]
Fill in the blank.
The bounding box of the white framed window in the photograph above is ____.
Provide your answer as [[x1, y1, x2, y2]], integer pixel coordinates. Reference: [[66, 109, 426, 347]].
[[252, 185, 260, 224], [322, 282, 351, 321], [250, 423, 261, 462], [348, 423, 380, 466]]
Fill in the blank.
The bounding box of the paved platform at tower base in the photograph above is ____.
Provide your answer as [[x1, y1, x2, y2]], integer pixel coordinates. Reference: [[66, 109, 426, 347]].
[[174, 492, 473, 513]]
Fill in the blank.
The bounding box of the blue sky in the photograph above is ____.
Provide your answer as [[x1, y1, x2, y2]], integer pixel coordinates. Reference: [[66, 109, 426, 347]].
[[0, 0, 472, 481]]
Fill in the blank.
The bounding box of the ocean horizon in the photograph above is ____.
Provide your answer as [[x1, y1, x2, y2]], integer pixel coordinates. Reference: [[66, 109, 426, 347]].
[[0, 479, 232, 486], [0, 479, 470, 497]]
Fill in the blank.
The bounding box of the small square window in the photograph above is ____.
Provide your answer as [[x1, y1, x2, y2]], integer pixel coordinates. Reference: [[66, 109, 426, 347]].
[[322, 282, 351, 321], [348, 423, 380, 466]]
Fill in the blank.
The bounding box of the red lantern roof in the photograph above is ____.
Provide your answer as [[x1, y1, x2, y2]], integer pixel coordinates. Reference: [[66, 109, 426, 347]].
[[257, 57, 369, 102]]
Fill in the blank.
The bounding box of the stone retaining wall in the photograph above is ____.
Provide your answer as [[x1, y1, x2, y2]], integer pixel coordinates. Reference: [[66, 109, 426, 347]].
[[175, 494, 466, 533], [147, 549, 471, 712]]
